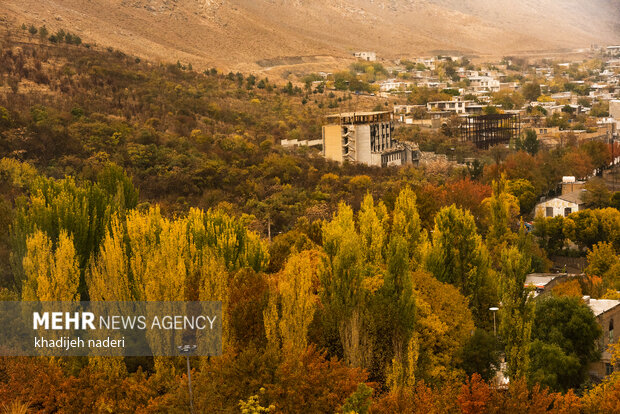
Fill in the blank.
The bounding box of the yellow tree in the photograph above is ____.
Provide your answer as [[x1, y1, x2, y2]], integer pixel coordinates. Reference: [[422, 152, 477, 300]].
[[189, 208, 231, 355], [277, 250, 320, 355], [87, 216, 132, 302], [22, 229, 79, 301], [321, 203, 365, 367], [125, 206, 164, 301], [87, 216, 132, 377], [392, 187, 427, 268], [358, 194, 386, 266]]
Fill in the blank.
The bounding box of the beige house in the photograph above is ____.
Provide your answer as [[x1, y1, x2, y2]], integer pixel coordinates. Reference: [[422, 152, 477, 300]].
[[535, 178, 586, 218], [535, 191, 585, 218]]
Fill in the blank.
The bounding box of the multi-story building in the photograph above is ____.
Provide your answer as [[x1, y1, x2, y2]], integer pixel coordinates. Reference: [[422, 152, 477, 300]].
[[468, 76, 501, 93], [322, 111, 418, 167], [427, 98, 483, 114], [606, 46, 620, 57]]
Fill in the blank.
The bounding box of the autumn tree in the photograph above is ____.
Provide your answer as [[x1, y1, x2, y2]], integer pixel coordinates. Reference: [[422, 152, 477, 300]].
[[391, 187, 427, 268], [484, 176, 519, 263], [321, 203, 366, 367], [412, 270, 474, 385], [564, 208, 620, 251], [264, 250, 320, 355], [506, 179, 537, 216], [585, 242, 620, 291], [582, 178, 612, 208], [22, 229, 79, 301]]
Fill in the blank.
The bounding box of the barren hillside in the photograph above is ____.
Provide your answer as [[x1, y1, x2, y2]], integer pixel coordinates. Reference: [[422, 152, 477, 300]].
[[2, 0, 619, 73]]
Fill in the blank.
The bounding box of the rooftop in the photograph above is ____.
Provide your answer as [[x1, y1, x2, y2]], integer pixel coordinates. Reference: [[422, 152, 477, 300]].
[[557, 189, 586, 205], [586, 298, 620, 317], [325, 111, 392, 125], [525, 273, 568, 288]]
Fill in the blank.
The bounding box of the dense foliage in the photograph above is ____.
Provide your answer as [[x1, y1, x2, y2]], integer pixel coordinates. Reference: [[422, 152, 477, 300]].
[[0, 26, 619, 413]]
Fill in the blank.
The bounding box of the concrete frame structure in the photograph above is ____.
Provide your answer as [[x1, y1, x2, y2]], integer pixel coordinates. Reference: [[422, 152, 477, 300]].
[[460, 113, 521, 149], [322, 111, 418, 167]]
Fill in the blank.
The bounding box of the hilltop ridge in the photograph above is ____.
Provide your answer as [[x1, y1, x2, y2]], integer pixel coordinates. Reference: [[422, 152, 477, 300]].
[[2, 0, 619, 73]]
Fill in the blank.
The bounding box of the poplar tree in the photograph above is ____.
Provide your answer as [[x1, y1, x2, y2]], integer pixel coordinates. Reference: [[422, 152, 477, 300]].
[[321, 203, 365, 367], [22, 229, 79, 301], [87, 217, 131, 377], [391, 187, 427, 268], [382, 235, 416, 389], [277, 250, 320, 355], [425, 205, 495, 327], [87, 216, 132, 302], [358, 194, 386, 266], [499, 246, 534, 380], [486, 176, 518, 262]]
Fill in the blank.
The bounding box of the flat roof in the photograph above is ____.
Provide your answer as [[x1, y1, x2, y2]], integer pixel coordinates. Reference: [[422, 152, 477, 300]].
[[326, 111, 390, 117], [525, 273, 567, 288], [325, 111, 392, 125], [588, 299, 620, 317]]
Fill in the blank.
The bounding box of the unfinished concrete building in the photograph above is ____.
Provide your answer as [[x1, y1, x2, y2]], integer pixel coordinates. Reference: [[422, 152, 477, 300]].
[[322, 111, 419, 167]]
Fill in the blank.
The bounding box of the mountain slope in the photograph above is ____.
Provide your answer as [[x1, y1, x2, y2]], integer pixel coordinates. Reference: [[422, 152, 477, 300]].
[[2, 0, 619, 72]]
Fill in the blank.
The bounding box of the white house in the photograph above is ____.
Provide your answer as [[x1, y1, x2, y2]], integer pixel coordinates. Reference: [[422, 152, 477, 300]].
[[468, 76, 501, 93], [379, 79, 412, 92], [535, 189, 585, 218], [354, 51, 376, 62]]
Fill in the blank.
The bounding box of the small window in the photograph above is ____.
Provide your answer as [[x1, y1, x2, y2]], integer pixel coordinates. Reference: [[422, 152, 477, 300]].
[[564, 207, 572, 217], [610, 319, 614, 342], [546, 207, 553, 217]]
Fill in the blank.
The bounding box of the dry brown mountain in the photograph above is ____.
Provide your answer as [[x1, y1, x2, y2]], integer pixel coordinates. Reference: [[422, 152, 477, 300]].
[[3, 0, 619, 74]]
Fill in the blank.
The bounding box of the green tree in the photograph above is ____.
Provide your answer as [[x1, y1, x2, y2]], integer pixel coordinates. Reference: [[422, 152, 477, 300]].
[[391, 187, 427, 268], [321, 203, 365, 367], [522, 82, 541, 102], [532, 215, 566, 255], [564, 208, 620, 251], [459, 329, 500, 382], [530, 296, 602, 390], [498, 246, 534, 380], [528, 340, 581, 392], [520, 129, 539, 155], [506, 179, 537, 216], [381, 234, 416, 389], [582, 178, 612, 208], [341, 383, 373, 414], [486, 177, 518, 260], [425, 205, 495, 327]]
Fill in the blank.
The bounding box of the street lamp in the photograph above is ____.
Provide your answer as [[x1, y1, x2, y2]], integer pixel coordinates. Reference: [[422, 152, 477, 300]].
[[489, 307, 499, 337], [178, 344, 197, 414]]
